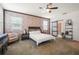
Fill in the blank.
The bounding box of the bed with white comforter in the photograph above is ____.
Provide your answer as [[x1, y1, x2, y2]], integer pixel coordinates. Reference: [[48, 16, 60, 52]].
[[29, 31, 55, 45]]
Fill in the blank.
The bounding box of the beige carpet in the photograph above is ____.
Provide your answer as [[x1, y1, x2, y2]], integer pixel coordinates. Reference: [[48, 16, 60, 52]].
[[5, 39, 79, 55]]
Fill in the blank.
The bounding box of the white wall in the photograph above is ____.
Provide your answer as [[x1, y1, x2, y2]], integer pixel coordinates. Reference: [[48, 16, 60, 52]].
[[50, 11, 79, 41], [0, 5, 3, 33], [50, 14, 63, 34], [62, 11, 79, 41]]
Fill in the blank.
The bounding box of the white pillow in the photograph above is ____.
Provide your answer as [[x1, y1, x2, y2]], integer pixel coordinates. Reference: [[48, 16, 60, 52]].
[[29, 31, 41, 34]]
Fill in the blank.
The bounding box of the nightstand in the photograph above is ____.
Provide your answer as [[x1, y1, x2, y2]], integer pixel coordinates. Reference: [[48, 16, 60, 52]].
[[21, 33, 29, 40]]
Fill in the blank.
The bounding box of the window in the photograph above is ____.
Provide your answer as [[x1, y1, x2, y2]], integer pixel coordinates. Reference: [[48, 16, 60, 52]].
[[43, 20, 48, 30], [11, 16, 22, 31]]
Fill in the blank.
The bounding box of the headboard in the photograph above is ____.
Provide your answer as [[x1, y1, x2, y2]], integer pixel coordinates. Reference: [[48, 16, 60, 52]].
[[28, 27, 42, 32]]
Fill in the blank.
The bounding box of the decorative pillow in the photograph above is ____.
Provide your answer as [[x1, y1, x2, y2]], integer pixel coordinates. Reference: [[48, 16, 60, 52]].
[[29, 31, 41, 34]]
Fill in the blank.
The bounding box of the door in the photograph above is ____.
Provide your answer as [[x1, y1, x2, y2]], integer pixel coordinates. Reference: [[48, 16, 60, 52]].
[[52, 21, 58, 37]]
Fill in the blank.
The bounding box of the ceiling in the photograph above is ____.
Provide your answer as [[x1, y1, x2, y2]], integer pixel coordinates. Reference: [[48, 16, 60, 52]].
[[1, 3, 79, 18]]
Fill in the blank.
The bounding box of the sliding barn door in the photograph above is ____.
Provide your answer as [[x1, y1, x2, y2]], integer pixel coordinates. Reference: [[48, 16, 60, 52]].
[[52, 21, 58, 37]]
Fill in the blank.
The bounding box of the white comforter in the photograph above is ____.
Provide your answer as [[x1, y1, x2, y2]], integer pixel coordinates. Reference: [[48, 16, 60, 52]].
[[29, 33, 55, 45]]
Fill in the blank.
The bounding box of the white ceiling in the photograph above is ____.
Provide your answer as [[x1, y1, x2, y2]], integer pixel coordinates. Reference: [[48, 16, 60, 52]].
[[1, 3, 79, 18]]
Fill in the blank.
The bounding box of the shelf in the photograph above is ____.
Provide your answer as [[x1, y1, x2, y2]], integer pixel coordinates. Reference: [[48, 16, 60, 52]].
[[65, 24, 72, 26], [65, 28, 72, 29], [65, 20, 73, 40], [65, 30, 72, 31], [65, 34, 73, 36]]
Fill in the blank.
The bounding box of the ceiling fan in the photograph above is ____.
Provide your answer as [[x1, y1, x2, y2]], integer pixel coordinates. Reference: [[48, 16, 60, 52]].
[[40, 3, 58, 13]]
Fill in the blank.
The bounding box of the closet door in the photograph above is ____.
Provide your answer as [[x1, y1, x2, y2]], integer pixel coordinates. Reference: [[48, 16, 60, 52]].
[[52, 21, 58, 37]]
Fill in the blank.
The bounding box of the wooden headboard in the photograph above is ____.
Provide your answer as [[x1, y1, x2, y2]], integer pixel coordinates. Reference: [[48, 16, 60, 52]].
[[28, 27, 42, 32]]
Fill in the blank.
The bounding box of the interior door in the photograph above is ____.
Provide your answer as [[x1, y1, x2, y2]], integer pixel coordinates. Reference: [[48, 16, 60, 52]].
[[58, 22, 62, 34], [52, 21, 58, 37]]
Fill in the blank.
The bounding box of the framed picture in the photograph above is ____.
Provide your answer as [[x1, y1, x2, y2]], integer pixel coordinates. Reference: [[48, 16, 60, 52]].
[[67, 19, 72, 25]]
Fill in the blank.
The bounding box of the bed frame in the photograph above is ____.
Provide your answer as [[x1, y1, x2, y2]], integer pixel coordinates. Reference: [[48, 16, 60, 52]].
[[28, 27, 42, 32], [28, 27, 42, 45], [28, 26, 55, 46]]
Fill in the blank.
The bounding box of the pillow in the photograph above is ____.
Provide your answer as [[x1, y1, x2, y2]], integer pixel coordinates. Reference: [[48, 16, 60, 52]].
[[29, 31, 41, 34]]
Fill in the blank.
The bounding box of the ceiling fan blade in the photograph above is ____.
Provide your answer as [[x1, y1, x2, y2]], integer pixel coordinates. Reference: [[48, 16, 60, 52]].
[[47, 7, 58, 9]]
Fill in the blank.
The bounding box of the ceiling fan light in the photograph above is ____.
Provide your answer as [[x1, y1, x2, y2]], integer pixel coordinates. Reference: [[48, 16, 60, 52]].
[[47, 9, 49, 12], [47, 9, 52, 13]]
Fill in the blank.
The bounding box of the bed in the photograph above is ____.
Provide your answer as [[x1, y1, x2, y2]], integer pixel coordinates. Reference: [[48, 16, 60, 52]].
[[28, 27, 56, 45]]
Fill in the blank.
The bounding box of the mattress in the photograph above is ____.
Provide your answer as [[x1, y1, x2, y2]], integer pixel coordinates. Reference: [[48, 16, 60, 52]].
[[29, 33, 55, 45]]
